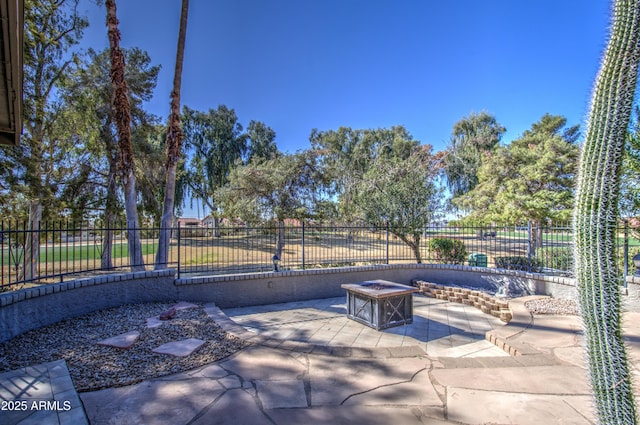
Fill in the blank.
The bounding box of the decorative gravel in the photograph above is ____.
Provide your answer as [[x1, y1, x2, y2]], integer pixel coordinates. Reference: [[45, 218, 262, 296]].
[[0, 302, 249, 392], [524, 298, 579, 315]]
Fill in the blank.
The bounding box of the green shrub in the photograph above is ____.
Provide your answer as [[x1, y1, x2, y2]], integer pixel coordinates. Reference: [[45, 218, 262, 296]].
[[495, 256, 543, 272], [428, 238, 467, 264], [536, 246, 573, 272]]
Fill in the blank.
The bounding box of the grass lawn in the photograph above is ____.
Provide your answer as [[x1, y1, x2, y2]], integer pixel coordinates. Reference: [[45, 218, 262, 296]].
[[1, 241, 158, 264]]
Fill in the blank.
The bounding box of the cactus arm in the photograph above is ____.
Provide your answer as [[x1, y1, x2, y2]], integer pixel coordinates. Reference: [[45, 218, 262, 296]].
[[574, 1, 640, 423]]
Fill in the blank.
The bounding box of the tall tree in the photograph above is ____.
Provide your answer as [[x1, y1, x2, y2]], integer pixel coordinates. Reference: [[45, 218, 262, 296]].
[[442, 111, 505, 200], [106, 0, 144, 271], [454, 114, 579, 232], [246, 120, 277, 161], [178, 105, 248, 218], [216, 150, 326, 260], [0, 0, 87, 280], [573, 0, 640, 423], [354, 145, 442, 263], [310, 125, 419, 224], [155, 0, 189, 269], [60, 47, 161, 228]]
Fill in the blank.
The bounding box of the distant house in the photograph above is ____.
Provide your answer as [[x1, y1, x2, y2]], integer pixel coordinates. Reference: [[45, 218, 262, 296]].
[[220, 217, 247, 227], [172, 217, 206, 238], [174, 217, 201, 228], [283, 218, 302, 227]]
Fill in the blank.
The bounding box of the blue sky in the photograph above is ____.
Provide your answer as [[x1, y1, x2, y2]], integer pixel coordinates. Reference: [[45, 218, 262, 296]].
[[79, 1, 612, 155]]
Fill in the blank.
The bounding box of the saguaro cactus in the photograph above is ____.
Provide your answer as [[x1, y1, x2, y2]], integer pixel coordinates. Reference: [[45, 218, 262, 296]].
[[574, 1, 640, 424]]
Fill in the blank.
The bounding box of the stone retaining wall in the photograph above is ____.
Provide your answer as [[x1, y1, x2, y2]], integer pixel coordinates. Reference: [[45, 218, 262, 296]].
[[4, 263, 639, 342], [412, 280, 513, 323], [0, 270, 176, 343]]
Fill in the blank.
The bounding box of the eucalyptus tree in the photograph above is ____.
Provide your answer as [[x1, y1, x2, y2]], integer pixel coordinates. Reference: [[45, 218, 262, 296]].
[[246, 120, 278, 161], [156, 0, 189, 270], [310, 125, 419, 225], [178, 105, 250, 224], [442, 111, 505, 200], [573, 0, 640, 422], [0, 0, 87, 280], [61, 47, 161, 218], [105, 0, 144, 271]]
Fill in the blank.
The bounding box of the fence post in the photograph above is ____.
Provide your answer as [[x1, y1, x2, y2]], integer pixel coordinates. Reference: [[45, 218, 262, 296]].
[[624, 219, 629, 288], [385, 221, 390, 264], [176, 222, 181, 279], [301, 221, 305, 270], [527, 220, 533, 272]]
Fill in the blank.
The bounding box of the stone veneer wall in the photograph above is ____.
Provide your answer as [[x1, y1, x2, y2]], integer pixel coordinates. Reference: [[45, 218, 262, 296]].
[[0, 270, 177, 343], [2, 263, 639, 343], [412, 280, 513, 322]]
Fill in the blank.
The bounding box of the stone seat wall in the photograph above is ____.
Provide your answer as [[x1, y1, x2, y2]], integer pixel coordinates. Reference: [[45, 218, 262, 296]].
[[412, 280, 513, 323]]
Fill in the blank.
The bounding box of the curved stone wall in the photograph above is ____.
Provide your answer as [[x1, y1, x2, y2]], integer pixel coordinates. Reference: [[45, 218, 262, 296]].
[[0, 263, 614, 343]]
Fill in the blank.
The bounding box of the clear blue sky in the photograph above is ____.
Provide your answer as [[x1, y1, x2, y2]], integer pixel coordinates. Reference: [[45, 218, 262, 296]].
[[79, 0, 612, 155]]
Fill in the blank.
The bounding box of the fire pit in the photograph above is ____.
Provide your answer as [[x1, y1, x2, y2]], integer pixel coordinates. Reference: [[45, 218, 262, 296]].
[[341, 280, 418, 330]]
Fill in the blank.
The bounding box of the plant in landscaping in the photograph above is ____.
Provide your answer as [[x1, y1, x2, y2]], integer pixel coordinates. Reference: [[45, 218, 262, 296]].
[[573, 0, 640, 423], [536, 247, 573, 273], [495, 256, 542, 273], [427, 238, 467, 264]]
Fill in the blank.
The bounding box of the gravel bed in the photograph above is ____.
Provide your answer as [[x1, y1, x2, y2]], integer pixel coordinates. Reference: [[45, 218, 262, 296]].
[[524, 298, 579, 315], [0, 302, 249, 392]]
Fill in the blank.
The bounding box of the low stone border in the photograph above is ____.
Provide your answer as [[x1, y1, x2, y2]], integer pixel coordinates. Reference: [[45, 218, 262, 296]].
[[412, 280, 513, 323], [484, 296, 549, 357]]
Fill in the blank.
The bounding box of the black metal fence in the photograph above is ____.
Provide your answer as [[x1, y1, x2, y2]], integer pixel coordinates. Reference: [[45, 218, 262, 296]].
[[0, 220, 637, 291]]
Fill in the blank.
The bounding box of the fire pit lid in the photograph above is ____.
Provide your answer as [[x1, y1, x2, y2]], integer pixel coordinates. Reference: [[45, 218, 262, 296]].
[[341, 280, 418, 298]]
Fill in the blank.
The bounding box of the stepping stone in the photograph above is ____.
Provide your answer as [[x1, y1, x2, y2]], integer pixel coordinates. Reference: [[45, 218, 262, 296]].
[[97, 331, 140, 349], [146, 317, 164, 328], [173, 301, 199, 310], [152, 338, 205, 357]]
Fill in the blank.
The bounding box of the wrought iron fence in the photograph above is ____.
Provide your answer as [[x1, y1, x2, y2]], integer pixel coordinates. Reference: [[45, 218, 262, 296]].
[[0, 220, 637, 291], [0, 221, 168, 290]]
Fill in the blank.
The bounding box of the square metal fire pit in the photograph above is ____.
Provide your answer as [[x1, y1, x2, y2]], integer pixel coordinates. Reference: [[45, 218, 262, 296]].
[[341, 280, 419, 330]]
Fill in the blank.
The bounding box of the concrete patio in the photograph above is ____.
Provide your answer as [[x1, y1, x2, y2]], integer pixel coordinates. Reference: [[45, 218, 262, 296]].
[[3, 293, 640, 424]]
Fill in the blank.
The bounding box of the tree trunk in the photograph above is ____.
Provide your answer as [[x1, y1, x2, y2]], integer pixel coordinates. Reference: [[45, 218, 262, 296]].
[[156, 0, 189, 270], [101, 132, 118, 270], [106, 0, 144, 271], [410, 242, 422, 264], [275, 219, 285, 261], [213, 216, 221, 238], [573, 0, 640, 423], [100, 223, 113, 270], [396, 232, 422, 264], [526, 220, 544, 259], [21, 201, 42, 281]]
